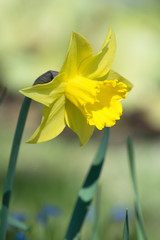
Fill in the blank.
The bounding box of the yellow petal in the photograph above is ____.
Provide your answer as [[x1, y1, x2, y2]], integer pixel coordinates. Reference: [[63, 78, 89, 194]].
[[65, 76, 99, 108], [65, 100, 94, 145], [19, 73, 65, 107], [60, 32, 93, 79], [97, 69, 133, 91], [84, 80, 127, 129], [27, 95, 66, 143], [79, 28, 116, 79]]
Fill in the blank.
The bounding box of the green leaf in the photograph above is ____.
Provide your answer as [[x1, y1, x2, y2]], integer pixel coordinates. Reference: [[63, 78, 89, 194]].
[[127, 137, 147, 240], [0, 211, 29, 231], [91, 186, 101, 240], [65, 128, 110, 240], [7, 215, 29, 231], [122, 209, 129, 240]]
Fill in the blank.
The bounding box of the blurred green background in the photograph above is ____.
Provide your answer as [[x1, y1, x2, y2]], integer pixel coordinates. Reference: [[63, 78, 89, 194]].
[[0, 0, 160, 239]]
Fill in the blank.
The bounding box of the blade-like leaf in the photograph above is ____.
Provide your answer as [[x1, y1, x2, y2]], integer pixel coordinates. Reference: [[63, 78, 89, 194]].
[[65, 128, 110, 240], [122, 209, 129, 240], [7, 215, 29, 231], [91, 186, 101, 240], [0, 211, 29, 231], [127, 137, 147, 240]]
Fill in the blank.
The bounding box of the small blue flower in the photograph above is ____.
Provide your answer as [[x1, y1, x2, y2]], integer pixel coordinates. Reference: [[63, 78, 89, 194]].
[[36, 204, 62, 225], [111, 204, 132, 222], [42, 205, 62, 217], [15, 231, 26, 240], [11, 212, 28, 222]]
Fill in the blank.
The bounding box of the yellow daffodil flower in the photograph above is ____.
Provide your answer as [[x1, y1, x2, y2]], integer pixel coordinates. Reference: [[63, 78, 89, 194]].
[[20, 28, 133, 145]]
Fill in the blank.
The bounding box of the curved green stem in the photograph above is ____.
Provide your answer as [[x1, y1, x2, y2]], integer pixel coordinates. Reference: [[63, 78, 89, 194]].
[[0, 97, 31, 240], [0, 70, 56, 240]]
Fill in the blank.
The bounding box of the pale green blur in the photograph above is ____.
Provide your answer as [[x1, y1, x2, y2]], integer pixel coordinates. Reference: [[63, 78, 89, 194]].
[[0, 1, 160, 239], [0, 0, 160, 127]]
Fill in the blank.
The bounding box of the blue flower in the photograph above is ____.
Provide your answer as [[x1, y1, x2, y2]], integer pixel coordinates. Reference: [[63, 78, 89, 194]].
[[36, 204, 62, 225], [15, 231, 26, 240], [42, 205, 62, 217], [11, 212, 28, 222], [111, 204, 132, 222]]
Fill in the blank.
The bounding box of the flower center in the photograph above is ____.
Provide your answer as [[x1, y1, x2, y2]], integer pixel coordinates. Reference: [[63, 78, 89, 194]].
[[65, 76, 100, 110]]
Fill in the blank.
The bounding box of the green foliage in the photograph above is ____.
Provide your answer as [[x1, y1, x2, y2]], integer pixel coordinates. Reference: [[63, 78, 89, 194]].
[[7, 215, 28, 231], [127, 137, 147, 240], [91, 187, 101, 240], [65, 128, 109, 240], [0, 211, 28, 231], [0, 90, 158, 239], [122, 209, 129, 240], [0, 97, 31, 240]]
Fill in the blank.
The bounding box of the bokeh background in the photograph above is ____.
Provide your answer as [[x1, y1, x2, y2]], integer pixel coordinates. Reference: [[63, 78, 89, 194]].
[[0, 0, 160, 239]]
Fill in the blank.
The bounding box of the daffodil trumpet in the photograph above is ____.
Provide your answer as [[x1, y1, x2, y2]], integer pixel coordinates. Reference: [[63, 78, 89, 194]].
[[20, 28, 133, 145]]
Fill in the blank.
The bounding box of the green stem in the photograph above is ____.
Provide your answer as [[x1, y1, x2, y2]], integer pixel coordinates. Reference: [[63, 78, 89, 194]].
[[0, 70, 56, 240], [0, 97, 31, 240]]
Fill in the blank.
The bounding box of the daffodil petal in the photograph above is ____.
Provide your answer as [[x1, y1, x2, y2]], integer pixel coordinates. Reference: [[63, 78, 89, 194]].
[[79, 28, 116, 79], [27, 95, 66, 143], [65, 76, 99, 108], [97, 69, 133, 91], [65, 100, 94, 145], [84, 80, 127, 129], [19, 73, 65, 107], [60, 32, 93, 79]]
